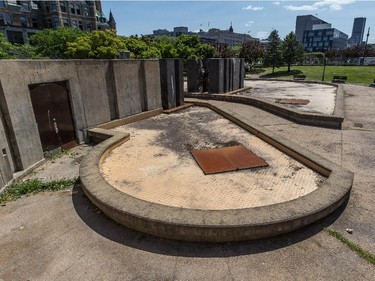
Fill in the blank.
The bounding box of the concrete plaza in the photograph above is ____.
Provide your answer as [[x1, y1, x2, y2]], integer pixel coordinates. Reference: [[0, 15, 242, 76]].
[[0, 83, 374, 280]]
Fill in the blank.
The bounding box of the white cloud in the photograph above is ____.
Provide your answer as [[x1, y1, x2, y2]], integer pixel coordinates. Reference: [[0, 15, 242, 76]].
[[245, 21, 254, 27], [273, 2, 280, 5], [256, 31, 269, 39], [284, 0, 355, 12], [242, 5, 264, 11], [284, 5, 318, 11]]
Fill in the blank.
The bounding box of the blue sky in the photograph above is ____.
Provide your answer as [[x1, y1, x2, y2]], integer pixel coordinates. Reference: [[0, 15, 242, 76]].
[[101, 1, 375, 43]]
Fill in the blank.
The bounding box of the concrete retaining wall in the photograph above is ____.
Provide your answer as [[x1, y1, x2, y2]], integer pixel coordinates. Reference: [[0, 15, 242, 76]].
[[0, 59, 162, 189]]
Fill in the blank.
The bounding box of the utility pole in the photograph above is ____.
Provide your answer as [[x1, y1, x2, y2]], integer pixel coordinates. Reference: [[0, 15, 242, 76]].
[[322, 54, 326, 81], [362, 27, 370, 65]]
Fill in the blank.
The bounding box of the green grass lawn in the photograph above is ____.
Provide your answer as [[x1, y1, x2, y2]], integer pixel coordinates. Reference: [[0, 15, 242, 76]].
[[252, 65, 375, 86]]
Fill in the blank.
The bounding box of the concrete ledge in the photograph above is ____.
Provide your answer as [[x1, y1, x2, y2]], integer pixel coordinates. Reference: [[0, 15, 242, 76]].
[[185, 83, 344, 129], [96, 108, 163, 130], [80, 103, 353, 242]]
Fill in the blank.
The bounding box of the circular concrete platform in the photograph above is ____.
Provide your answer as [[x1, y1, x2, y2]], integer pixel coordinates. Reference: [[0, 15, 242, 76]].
[[101, 107, 324, 210], [80, 103, 353, 242]]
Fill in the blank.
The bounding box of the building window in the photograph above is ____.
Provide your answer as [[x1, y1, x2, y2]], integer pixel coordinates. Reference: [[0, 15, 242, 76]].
[[21, 2, 30, 11], [7, 30, 24, 44], [7, 0, 17, 6], [71, 20, 78, 29], [83, 7, 89, 16], [60, 2, 66, 12], [78, 21, 83, 30], [52, 17, 60, 28], [20, 16, 27, 27], [31, 17, 38, 28], [0, 13, 4, 25], [0, 1, 5, 8], [70, 3, 76, 14], [62, 18, 69, 27], [47, 19, 52, 28], [51, 2, 57, 12], [5, 14, 12, 25], [31, 2, 38, 10]]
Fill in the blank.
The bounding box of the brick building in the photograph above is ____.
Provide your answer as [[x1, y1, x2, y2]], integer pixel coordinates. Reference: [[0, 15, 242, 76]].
[[0, 0, 115, 44]]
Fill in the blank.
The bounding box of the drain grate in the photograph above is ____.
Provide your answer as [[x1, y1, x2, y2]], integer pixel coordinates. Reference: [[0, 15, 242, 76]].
[[276, 98, 310, 105], [191, 145, 269, 175]]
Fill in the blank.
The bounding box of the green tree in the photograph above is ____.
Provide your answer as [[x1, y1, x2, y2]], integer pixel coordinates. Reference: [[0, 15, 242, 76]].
[[0, 33, 12, 59], [9, 44, 43, 59], [216, 45, 241, 58], [123, 35, 152, 58], [282, 32, 304, 72], [263, 30, 283, 73], [153, 36, 177, 58], [174, 35, 215, 59], [137, 46, 161, 59], [0, 33, 42, 59], [66, 30, 126, 59], [30, 27, 83, 59], [239, 40, 264, 69]]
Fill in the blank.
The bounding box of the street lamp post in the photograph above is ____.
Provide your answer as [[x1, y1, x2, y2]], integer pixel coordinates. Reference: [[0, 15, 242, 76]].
[[362, 27, 370, 66], [322, 55, 326, 81]]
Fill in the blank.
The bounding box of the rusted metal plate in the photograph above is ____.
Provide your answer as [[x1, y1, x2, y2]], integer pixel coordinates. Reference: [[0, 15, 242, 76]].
[[191, 145, 269, 175], [276, 98, 310, 105]]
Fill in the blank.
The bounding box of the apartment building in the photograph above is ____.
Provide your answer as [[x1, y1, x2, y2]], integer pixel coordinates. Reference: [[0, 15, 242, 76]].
[[0, 0, 115, 44]]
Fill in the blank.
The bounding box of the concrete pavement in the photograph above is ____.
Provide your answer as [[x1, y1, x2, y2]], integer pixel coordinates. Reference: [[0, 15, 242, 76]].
[[0, 84, 374, 280]]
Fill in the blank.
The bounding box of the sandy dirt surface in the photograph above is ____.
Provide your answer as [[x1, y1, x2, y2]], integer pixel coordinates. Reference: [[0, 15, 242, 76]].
[[242, 80, 336, 115], [101, 107, 324, 210]]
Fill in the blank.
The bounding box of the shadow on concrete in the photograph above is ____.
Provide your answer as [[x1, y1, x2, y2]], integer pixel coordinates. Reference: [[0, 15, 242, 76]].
[[72, 182, 349, 258]]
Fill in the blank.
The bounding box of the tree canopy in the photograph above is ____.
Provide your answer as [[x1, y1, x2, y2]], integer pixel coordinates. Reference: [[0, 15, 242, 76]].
[[282, 32, 304, 72], [239, 40, 264, 68], [30, 27, 83, 59], [66, 30, 126, 59], [263, 30, 283, 73], [0, 33, 12, 59]]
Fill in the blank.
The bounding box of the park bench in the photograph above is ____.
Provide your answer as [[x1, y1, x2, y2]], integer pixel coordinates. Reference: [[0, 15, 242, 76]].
[[293, 74, 306, 81], [332, 75, 347, 84]]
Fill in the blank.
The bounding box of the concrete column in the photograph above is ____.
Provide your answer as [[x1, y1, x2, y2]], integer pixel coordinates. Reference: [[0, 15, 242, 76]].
[[159, 59, 176, 109], [239, 58, 245, 88], [224, 59, 231, 93], [143, 60, 162, 110], [232, 58, 241, 91], [174, 59, 184, 106], [186, 59, 202, 92], [207, 59, 224, 94]]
